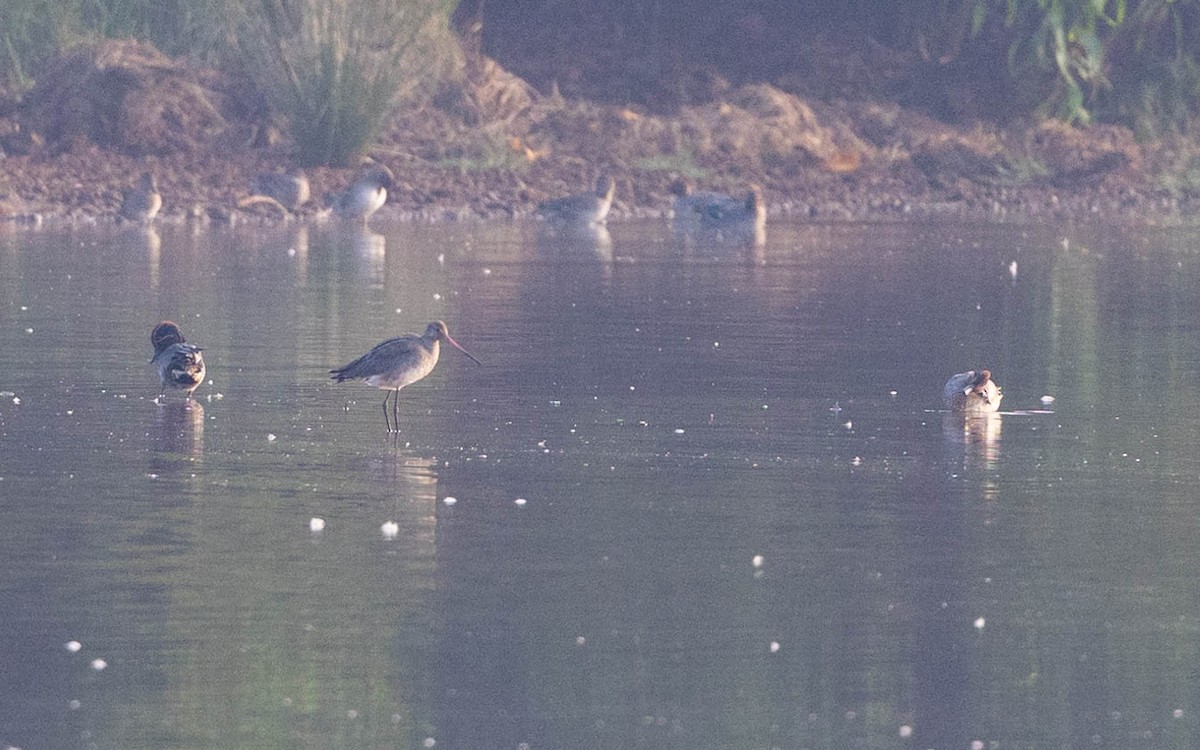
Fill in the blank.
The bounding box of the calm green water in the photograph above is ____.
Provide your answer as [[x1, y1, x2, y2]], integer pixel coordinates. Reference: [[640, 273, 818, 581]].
[[1, 218, 1199, 750]]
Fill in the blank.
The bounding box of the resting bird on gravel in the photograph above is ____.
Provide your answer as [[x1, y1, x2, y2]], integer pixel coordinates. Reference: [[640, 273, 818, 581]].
[[329, 164, 394, 224], [537, 174, 616, 227], [247, 168, 310, 212], [120, 172, 162, 224]]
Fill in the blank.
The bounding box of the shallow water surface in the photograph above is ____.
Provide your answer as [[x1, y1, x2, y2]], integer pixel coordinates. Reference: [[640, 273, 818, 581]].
[[2, 218, 1200, 749]]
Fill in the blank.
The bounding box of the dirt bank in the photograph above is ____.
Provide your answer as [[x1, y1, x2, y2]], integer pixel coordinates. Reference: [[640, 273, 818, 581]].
[[1, 39, 1198, 226]]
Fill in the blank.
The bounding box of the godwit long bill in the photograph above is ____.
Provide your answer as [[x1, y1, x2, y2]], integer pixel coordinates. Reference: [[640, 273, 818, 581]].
[[330, 320, 482, 432]]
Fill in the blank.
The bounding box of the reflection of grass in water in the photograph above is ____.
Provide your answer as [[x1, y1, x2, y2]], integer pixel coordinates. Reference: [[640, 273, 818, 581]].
[[635, 148, 708, 179]]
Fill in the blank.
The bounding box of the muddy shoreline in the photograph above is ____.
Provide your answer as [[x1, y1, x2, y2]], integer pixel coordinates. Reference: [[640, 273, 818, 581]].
[[2, 41, 1199, 228]]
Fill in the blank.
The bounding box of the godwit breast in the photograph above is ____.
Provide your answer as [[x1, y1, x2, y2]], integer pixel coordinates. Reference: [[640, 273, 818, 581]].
[[330, 320, 482, 432], [537, 174, 616, 226], [151, 321, 206, 399], [943, 369, 1003, 414]]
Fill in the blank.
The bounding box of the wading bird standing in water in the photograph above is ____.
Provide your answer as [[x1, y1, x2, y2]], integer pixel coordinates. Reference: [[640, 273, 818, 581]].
[[151, 321, 206, 400], [330, 321, 482, 433]]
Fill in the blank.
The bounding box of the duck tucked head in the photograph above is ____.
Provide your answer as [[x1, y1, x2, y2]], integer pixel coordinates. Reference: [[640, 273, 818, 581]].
[[944, 369, 1002, 413], [151, 320, 186, 354]]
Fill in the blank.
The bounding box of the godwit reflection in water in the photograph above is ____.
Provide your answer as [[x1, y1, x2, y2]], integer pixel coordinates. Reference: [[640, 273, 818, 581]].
[[137, 226, 162, 291], [361, 453, 440, 550], [151, 400, 205, 471]]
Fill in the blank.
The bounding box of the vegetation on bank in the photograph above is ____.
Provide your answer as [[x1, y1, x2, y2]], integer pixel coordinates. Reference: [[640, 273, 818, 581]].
[[0, 0, 456, 166], [1, 0, 1199, 166]]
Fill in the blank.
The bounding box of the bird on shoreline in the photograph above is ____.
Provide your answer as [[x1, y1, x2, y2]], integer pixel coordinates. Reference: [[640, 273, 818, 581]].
[[330, 320, 482, 433], [245, 168, 310, 212], [696, 184, 766, 229], [120, 172, 162, 224], [537, 174, 616, 226], [328, 164, 394, 223], [943, 370, 1003, 414], [151, 321, 206, 400], [669, 179, 741, 221]]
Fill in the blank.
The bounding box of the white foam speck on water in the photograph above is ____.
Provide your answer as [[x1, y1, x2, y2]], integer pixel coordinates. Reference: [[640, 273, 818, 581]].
[[65, 640, 81, 653], [1008, 260, 1018, 279], [433, 293, 441, 300], [25, 328, 33, 334], [1041, 395, 1056, 405], [69, 699, 81, 710], [974, 617, 986, 630], [899, 725, 913, 738], [575, 636, 586, 646], [443, 496, 457, 506], [751, 555, 764, 568], [346, 709, 358, 719], [0, 391, 13, 397], [12, 397, 20, 405], [971, 741, 984, 750], [437, 253, 445, 264], [514, 498, 527, 507], [91, 658, 107, 671], [309, 517, 325, 532], [673, 428, 685, 434], [1174, 709, 1184, 719], [889, 390, 898, 397], [713, 341, 719, 348], [267, 434, 277, 442], [381, 521, 399, 539], [851, 457, 862, 466], [287, 247, 296, 257], [483, 268, 492, 275], [423, 738, 436, 748], [843, 421, 852, 429], [769, 641, 780, 653]]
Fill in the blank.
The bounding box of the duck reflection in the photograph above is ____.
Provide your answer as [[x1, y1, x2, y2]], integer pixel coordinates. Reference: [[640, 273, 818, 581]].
[[942, 412, 1001, 466], [150, 400, 205, 472]]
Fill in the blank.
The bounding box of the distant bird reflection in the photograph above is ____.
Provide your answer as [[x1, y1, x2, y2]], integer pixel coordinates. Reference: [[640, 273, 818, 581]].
[[535, 221, 613, 263]]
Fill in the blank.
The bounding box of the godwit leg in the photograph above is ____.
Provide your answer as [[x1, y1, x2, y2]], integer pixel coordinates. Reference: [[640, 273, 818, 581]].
[[380, 392, 392, 432], [391, 387, 401, 433]]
